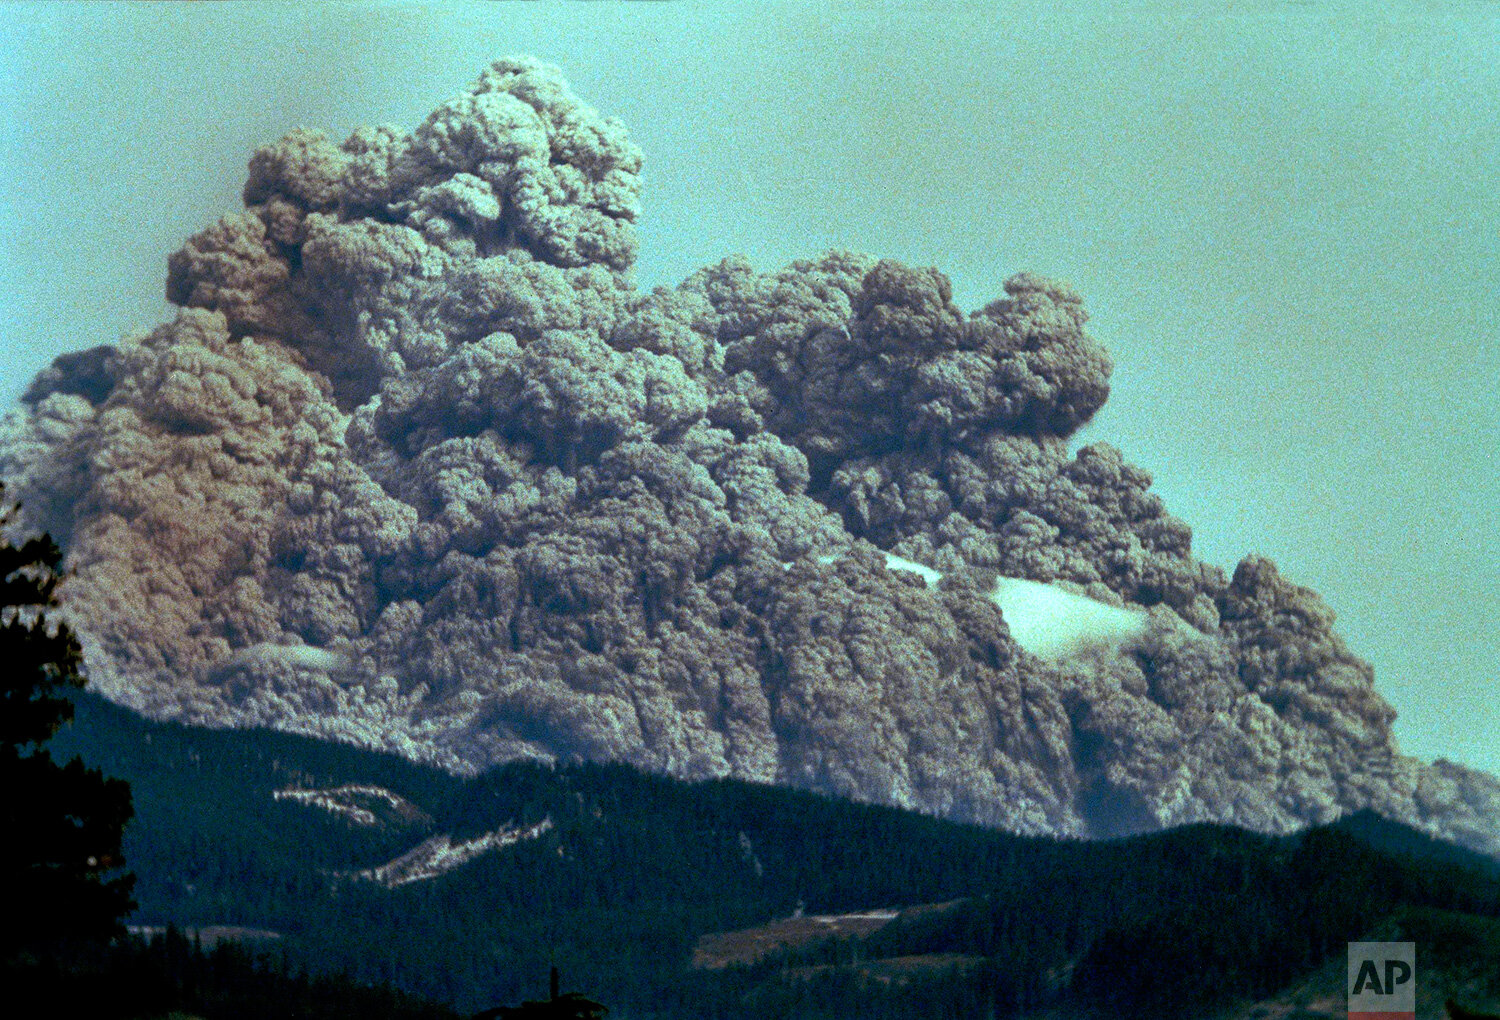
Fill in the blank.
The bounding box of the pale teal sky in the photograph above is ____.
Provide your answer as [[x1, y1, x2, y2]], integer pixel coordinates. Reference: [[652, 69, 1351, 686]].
[[1, 1, 1496, 774]]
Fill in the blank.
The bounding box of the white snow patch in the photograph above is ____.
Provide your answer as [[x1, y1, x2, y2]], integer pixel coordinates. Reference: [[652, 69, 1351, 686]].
[[273, 784, 423, 828], [987, 577, 1148, 660], [217, 642, 350, 674], [881, 552, 942, 587], [812, 909, 900, 925], [872, 552, 1149, 660], [349, 817, 554, 888], [790, 550, 1150, 661]]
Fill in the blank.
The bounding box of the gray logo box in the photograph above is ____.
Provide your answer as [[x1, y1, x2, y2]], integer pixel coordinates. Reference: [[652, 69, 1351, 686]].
[[1349, 941, 1416, 1015]]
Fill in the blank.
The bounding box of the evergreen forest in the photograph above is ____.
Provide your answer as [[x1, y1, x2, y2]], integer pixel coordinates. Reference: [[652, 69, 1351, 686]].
[[37, 690, 1500, 1019]]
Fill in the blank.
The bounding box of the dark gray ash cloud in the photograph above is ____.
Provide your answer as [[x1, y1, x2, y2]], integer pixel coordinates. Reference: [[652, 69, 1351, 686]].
[[4, 57, 1495, 853]]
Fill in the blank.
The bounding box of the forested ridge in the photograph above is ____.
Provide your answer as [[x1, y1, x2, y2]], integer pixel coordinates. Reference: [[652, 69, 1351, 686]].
[[9, 926, 460, 1020], [47, 690, 1500, 1018]]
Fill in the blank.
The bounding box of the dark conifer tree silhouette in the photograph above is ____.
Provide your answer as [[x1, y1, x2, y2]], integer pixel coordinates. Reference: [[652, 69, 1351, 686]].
[[0, 487, 134, 957]]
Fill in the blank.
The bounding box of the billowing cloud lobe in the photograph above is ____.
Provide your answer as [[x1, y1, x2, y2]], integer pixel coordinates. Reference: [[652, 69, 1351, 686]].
[[5, 58, 1496, 853]]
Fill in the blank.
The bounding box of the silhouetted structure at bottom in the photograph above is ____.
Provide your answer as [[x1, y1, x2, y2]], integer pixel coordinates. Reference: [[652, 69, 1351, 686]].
[[471, 967, 607, 1020]]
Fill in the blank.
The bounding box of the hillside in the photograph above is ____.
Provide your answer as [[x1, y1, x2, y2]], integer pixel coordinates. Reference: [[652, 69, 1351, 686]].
[[45, 692, 1500, 1018], [5, 923, 460, 1020]]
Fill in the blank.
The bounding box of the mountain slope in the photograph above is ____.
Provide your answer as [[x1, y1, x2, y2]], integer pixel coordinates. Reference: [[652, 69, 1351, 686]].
[[50, 692, 1500, 1018]]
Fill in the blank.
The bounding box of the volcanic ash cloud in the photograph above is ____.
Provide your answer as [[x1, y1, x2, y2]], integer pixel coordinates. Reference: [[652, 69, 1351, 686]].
[[3, 57, 1496, 852]]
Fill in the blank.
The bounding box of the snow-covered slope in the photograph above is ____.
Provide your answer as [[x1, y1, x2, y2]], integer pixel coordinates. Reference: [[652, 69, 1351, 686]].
[[273, 784, 432, 829], [347, 818, 554, 888]]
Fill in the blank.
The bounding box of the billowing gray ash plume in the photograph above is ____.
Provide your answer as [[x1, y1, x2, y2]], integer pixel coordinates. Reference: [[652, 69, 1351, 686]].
[[5, 58, 1496, 852]]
